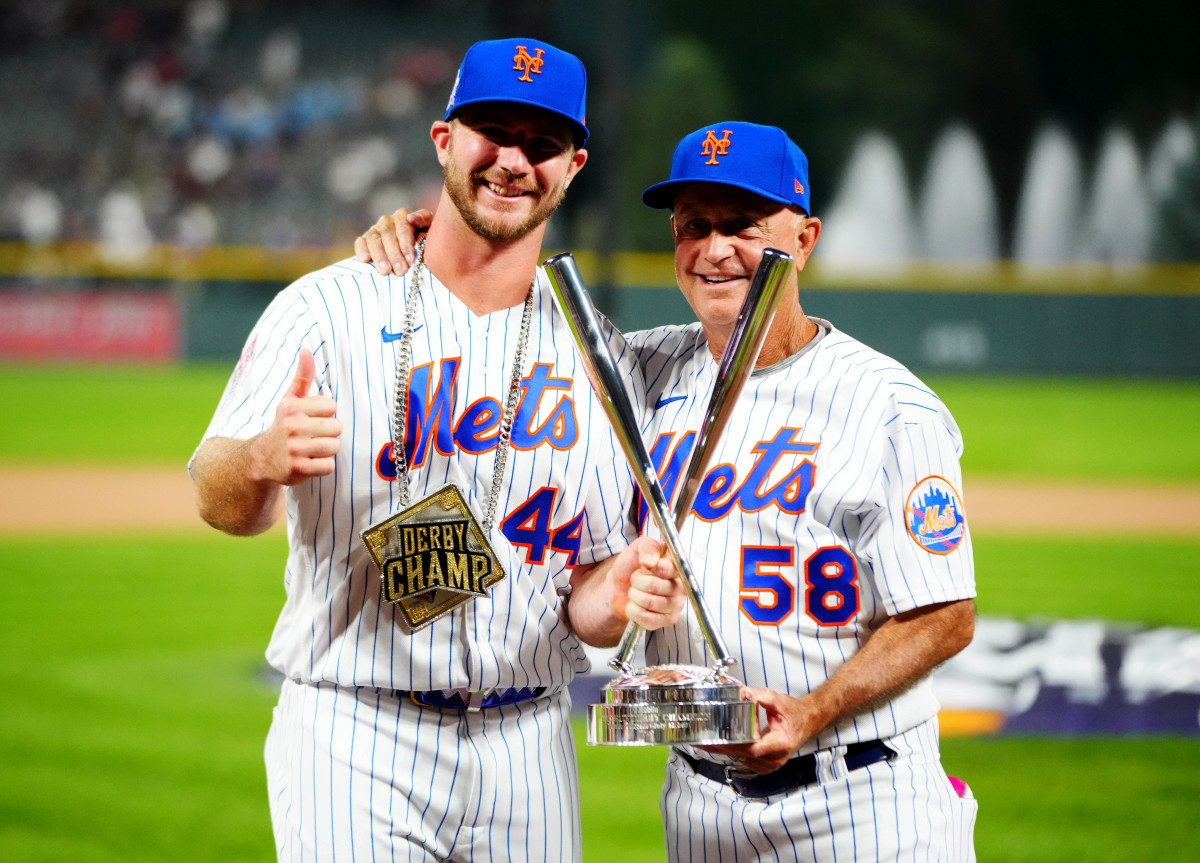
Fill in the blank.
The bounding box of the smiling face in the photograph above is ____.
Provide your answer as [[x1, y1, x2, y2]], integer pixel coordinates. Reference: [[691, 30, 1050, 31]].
[[671, 183, 819, 339], [433, 102, 587, 243]]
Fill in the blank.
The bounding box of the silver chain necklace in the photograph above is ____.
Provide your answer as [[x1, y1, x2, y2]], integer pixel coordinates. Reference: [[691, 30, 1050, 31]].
[[389, 236, 535, 531]]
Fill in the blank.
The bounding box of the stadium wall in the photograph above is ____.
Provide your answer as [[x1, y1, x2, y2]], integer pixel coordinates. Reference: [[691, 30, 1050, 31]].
[[2, 245, 1197, 375], [616, 284, 1200, 376]]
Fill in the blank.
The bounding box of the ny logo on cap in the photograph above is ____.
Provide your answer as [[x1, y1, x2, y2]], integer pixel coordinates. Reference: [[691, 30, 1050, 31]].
[[513, 46, 545, 82], [702, 129, 733, 165]]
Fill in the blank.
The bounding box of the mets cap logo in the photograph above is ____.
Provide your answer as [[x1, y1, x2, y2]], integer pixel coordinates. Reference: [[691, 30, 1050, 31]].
[[513, 45, 545, 82], [905, 475, 966, 554], [702, 129, 733, 165]]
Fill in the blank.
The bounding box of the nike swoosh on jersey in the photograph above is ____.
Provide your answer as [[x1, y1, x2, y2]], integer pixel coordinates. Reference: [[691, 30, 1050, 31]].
[[654, 395, 688, 409], [381, 325, 422, 342]]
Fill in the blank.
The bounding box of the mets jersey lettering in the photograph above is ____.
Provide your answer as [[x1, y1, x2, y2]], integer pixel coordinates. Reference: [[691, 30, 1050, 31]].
[[401, 359, 579, 466], [373, 358, 586, 567], [637, 426, 819, 528]]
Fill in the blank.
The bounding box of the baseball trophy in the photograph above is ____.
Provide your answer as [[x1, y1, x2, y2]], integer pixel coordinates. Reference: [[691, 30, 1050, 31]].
[[543, 247, 795, 746]]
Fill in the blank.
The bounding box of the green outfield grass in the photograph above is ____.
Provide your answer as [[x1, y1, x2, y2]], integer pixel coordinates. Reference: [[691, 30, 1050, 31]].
[[0, 363, 233, 466], [926, 374, 1200, 482], [2, 365, 1200, 481], [3, 365, 1199, 861], [973, 535, 1200, 626], [3, 531, 1199, 862], [2, 532, 284, 863]]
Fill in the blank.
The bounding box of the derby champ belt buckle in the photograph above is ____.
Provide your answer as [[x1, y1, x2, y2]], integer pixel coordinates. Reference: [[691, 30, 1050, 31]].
[[361, 484, 506, 630]]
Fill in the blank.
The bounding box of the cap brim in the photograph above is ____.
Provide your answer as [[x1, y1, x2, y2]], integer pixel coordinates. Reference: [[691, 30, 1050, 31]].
[[641, 177, 795, 210], [447, 96, 589, 145]]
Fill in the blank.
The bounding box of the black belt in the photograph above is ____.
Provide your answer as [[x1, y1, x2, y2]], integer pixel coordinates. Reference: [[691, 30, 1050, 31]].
[[401, 686, 547, 711], [678, 739, 896, 798]]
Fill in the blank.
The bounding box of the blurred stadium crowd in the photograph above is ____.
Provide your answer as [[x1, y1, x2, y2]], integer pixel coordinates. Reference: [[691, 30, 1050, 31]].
[[0, 1, 485, 256], [2, 1, 1197, 268]]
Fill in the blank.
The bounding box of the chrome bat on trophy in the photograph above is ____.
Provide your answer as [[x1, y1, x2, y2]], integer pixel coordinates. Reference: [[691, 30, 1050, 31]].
[[544, 249, 796, 746], [607, 246, 796, 671], [542, 250, 735, 670]]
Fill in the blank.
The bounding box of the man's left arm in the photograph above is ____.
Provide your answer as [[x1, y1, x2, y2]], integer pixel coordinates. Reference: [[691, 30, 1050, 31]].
[[567, 536, 688, 648], [708, 597, 976, 774]]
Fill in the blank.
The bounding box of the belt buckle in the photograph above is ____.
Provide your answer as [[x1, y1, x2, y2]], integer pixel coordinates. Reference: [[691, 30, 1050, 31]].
[[723, 764, 754, 795], [425, 688, 488, 711]]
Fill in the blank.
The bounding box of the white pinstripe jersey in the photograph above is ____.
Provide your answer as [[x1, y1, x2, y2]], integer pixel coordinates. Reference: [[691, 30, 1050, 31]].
[[628, 318, 976, 751], [194, 257, 641, 692]]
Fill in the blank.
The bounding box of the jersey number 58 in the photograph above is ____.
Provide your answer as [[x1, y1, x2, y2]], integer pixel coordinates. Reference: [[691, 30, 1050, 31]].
[[739, 545, 860, 627]]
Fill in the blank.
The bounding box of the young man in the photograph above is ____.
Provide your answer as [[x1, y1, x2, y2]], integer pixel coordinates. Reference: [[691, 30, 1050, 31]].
[[360, 120, 979, 861], [191, 38, 680, 862]]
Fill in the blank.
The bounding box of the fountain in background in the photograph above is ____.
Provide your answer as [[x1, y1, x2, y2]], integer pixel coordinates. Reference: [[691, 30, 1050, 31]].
[[1146, 115, 1197, 206], [1076, 125, 1151, 264], [1012, 124, 1086, 267], [912, 123, 997, 368], [917, 123, 1000, 265], [813, 131, 916, 274], [813, 112, 1195, 273], [796, 113, 1197, 373]]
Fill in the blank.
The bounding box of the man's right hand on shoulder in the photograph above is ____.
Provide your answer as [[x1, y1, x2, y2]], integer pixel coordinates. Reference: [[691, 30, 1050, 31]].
[[354, 207, 434, 276], [251, 350, 342, 486]]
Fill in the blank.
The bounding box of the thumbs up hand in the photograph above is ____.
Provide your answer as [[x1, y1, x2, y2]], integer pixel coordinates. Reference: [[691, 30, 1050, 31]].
[[253, 350, 342, 486]]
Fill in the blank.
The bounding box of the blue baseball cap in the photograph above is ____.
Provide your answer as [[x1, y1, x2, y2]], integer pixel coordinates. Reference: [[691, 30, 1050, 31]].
[[444, 38, 589, 145], [642, 121, 810, 213]]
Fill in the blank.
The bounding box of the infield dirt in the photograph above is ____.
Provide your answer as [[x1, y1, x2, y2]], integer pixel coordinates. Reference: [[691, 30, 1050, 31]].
[[2, 466, 1198, 536]]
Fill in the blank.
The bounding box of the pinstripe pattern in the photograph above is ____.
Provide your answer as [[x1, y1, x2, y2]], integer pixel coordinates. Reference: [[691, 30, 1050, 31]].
[[661, 718, 976, 862], [629, 318, 977, 861], [267, 679, 582, 862], [198, 257, 639, 861]]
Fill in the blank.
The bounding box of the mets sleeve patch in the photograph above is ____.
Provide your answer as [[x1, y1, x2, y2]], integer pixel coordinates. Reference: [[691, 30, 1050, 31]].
[[905, 475, 966, 554]]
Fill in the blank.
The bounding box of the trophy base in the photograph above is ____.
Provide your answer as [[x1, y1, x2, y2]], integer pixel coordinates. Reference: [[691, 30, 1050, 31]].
[[586, 664, 758, 746]]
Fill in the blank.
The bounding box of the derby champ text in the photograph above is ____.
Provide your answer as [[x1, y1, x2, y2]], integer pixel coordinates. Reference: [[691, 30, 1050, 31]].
[[384, 520, 492, 601]]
